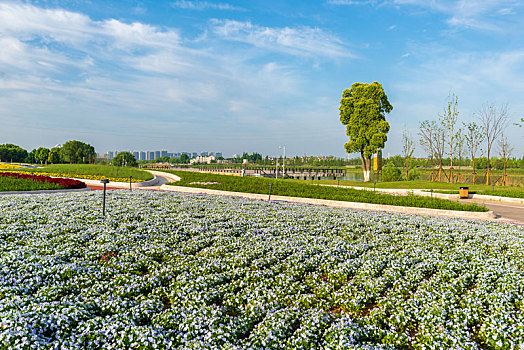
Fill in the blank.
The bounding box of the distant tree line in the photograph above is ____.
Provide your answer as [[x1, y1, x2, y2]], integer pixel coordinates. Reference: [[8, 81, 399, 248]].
[[0, 140, 95, 165]]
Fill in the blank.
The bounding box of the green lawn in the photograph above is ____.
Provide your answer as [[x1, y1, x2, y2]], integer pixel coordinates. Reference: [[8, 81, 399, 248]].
[[161, 170, 488, 212], [319, 178, 524, 194], [28, 164, 153, 181], [0, 176, 64, 192]]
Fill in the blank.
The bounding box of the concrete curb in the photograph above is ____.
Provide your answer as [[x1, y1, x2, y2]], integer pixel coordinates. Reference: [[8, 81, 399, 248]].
[[0, 188, 91, 195], [159, 184, 497, 221]]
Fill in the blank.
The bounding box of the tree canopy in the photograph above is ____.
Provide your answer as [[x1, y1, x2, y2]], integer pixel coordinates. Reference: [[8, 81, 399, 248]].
[[60, 140, 95, 164], [113, 152, 137, 167], [0, 144, 28, 163], [339, 81, 392, 181], [35, 147, 50, 164]]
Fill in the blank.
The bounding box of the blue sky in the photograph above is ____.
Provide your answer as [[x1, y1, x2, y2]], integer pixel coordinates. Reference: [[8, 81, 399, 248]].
[[0, 0, 523, 158]]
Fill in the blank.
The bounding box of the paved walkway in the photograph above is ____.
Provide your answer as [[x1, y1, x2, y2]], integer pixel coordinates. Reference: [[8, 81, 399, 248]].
[[459, 198, 524, 224]]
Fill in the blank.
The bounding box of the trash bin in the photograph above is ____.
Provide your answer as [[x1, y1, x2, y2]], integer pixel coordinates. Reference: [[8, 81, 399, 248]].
[[459, 186, 469, 199]]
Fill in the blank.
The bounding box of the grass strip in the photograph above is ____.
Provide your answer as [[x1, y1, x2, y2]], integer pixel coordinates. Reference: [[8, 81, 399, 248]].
[[16, 164, 153, 181], [162, 170, 488, 212], [320, 179, 524, 195]]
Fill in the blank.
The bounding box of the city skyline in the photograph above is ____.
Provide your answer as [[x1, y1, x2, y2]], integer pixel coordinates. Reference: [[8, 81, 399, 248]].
[[100, 150, 223, 161], [0, 1, 523, 157]]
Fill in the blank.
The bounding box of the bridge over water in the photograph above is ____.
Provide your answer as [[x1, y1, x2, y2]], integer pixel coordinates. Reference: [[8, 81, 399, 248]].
[[193, 166, 348, 180]]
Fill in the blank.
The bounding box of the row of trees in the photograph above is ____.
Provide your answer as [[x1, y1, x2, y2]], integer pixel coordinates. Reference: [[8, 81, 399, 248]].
[[416, 94, 515, 185], [386, 154, 524, 169], [0, 140, 95, 165]]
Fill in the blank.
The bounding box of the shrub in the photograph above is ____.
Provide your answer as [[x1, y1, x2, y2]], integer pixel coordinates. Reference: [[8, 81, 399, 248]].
[[408, 168, 421, 181], [381, 162, 401, 182]]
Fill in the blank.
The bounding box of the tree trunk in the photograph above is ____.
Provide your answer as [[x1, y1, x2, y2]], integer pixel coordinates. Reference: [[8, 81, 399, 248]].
[[360, 153, 371, 182], [486, 151, 490, 185], [503, 157, 507, 186], [472, 158, 476, 185]]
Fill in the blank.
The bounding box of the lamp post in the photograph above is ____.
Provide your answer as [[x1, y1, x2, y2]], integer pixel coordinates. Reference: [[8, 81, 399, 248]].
[[129, 176, 132, 192], [268, 183, 273, 201], [101, 179, 109, 216]]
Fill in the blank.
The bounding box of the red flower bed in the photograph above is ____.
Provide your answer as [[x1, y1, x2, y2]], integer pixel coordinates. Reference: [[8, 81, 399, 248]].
[[0, 172, 86, 189]]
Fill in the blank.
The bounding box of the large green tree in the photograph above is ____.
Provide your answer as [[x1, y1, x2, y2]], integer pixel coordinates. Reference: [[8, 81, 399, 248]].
[[47, 147, 61, 164], [60, 140, 95, 164], [113, 152, 138, 167], [339, 82, 392, 181], [35, 147, 50, 164]]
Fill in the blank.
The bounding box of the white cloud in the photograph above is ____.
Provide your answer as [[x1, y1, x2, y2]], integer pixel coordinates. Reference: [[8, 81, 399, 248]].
[[0, 2, 322, 153], [172, 0, 244, 11], [210, 20, 354, 60]]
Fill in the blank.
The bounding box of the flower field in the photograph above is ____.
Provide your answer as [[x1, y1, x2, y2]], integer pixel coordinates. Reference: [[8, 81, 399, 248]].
[[1, 191, 524, 349], [2, 170, 144, 183], [0, 163, 24, 170], [0, 172, 86, 191]]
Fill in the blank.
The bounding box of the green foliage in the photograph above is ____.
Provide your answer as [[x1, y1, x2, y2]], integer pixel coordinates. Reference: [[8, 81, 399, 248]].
[[35, 147, 50, 164], [0, 144, 28, 163], [339, 82, 392, 158], [479, 189, 524, 198], [242, 152, 263, 162], [381, 162, 401, 182], [60, 140, 95, 164], [384, 155, 404, 167], [0, 176, 64, 192], [408, 168, 421, 181], [25, 149, 36, 164], [155, 155, 171, 163], [179, 153, 190, 163], [31, 164, 153, 181], [112, 152, 138, 167], [47, 147, 61, 164], [163, 170, 487, 212]]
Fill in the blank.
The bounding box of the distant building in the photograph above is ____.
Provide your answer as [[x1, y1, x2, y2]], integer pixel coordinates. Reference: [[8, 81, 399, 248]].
[[200, 151, 208, 156], [139, 151, 146, 161], [215, 152, 223, 158], [155, 151, 161, 160], [192, 152, 198, 158], [148, 151, 155, 160], [132, 151, 139, 160], [161, 150, 168, 158], [190, 155, 216, 165]]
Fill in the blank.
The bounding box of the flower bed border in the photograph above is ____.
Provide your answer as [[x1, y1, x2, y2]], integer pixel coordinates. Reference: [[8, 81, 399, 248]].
[[0, 172, 86, 189]]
